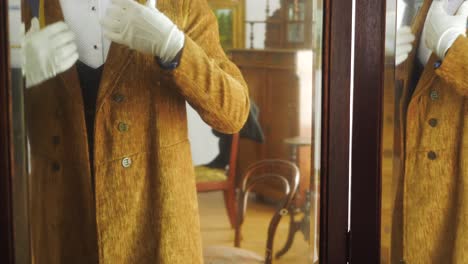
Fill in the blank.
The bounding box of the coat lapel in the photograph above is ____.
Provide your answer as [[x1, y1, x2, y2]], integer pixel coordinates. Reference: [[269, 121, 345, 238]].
[[96, 44, 134, 111], [42, 0, 161, 110], [42, 0, 135, 110], [43, 0, 84, 106], [96, 0, 162, 110], [43, 0, 64, 24]]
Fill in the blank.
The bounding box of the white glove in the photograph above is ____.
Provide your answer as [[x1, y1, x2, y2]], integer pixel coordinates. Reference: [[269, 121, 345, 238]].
[[456, 0, 468, 15], [101, 0, 185, 63], [22, 18, 79, 88], [395, 26, 415, 66], [418, 0, 468, 64], [385, 10, 415, 66]]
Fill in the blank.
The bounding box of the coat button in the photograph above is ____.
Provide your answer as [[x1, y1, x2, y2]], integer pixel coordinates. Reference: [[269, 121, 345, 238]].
[[430, 90, 439, 101], [433, 60, 441, 69], [118, 122, 129, 132], [122, 157, 132, 168], [52, 162, 61, 172], [112, 93, 125, 103], [428, 118, 438, 127], [428, 151, 437, 160]]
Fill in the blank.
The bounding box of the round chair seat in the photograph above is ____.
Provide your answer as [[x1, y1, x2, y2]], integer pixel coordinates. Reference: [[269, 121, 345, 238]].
[[203, 245, 264, 264]]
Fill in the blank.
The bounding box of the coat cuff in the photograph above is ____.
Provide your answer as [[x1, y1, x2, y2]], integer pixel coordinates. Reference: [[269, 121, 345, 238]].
[[157, 48, 184, 70]]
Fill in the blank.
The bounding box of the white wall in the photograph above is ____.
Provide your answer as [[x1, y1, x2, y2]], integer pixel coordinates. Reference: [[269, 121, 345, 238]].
[[187, 103, 219, 166]]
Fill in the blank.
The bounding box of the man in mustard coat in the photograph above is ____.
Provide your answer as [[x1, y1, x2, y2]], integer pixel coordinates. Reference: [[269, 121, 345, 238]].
[[21, 0, 249, 263], [394, 0, 468, 263]]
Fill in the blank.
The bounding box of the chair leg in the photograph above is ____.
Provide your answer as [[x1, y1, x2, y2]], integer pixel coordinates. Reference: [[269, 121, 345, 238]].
[[234, 223, 241, 247], [223, 188, 237, 229]]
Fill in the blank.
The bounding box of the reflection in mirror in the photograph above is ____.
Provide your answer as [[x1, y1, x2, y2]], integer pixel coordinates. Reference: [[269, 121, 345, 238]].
[[382, 0, 468, 263], [193, 1, 322, 262], [9, 0, 323, 263], [8, 0, 31, 263]]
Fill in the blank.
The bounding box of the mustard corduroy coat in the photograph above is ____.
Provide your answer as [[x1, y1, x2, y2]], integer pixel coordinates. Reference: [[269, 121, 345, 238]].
[[397, 11, 468, 262], [25, 0, 249, 263], [403, 37, 468, 263]]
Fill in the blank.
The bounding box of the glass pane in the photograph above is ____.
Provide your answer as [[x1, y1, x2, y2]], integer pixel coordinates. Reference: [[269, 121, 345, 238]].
[[8, 0, 31, 262], [382, 0, 467, 263], [9, 0, 323, 263]]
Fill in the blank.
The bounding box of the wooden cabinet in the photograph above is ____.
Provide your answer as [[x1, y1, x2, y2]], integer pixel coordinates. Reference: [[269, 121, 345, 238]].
[[230, 49, 312, 205], [264, 0, 313, 49]]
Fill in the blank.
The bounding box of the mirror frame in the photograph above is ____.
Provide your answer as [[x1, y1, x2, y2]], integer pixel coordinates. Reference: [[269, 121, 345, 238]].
[[319, 0, 353, 263], [350, 0, 386, 263], [0, 0, 15, 262], [0, 0, 356, 263]]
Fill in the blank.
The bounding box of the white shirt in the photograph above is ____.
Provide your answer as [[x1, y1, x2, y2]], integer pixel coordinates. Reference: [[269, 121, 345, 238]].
[[59, 0, 111, 68]]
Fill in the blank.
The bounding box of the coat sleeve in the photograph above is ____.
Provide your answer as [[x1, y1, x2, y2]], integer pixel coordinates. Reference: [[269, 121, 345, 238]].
[[435, 36, 468, 97], [162, 0, 250, 134]]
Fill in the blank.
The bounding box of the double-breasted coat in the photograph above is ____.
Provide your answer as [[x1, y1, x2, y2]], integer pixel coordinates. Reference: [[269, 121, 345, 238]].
[[25, 0, 250, 263], [392, 1, 468, 263]]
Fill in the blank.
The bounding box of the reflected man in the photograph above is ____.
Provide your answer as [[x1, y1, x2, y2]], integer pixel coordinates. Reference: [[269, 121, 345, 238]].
[[396, 0, 468, 263]]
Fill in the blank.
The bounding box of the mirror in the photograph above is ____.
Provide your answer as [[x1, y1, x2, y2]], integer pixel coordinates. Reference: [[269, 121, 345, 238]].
[[8, 0, 323, 263], [382, 0, 468, 263]]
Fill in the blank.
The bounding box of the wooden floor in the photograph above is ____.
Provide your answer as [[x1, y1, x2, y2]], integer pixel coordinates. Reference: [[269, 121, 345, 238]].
[[198, 192, 316, 263]]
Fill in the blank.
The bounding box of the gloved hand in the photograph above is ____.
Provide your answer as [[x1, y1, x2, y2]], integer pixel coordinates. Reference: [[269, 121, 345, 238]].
[[395, 26, 415, 66], [22, 18, 79, 88], [385, 10, 415, 66], [101, 0, 185, 63], [419, 0, 468, 64]]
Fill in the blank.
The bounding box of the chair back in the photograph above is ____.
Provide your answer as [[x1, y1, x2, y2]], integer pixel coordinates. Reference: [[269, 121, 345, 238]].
[[234, 159, 300, 264]]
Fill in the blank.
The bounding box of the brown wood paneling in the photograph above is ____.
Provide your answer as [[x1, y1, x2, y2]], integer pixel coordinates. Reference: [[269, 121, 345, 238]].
[[232, 49, 302, 202], [0, 0, 15, 263]]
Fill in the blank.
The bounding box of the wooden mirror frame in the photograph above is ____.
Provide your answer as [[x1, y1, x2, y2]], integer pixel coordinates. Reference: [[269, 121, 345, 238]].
[[0, 0, 356, 263], [0, 0, 15, 262], [319, 0, 353, 262], [350, 0, 386, 263]]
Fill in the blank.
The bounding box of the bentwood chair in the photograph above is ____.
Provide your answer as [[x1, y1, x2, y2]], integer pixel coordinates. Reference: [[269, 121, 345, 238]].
[[202, 159, 300, 264], [235, 159, 300, 264]]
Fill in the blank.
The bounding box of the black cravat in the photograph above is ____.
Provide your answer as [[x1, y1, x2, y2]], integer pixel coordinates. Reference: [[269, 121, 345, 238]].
[[76, 61, 104, 178]]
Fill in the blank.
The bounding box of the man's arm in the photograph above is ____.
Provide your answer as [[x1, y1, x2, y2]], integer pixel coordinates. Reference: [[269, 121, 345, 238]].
[[166, 0, 250, 134]]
